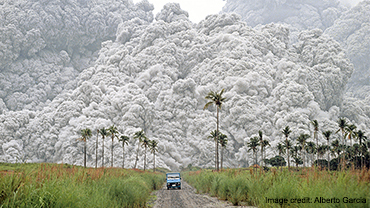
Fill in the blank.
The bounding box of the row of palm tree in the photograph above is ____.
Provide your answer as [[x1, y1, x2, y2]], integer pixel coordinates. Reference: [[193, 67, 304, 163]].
[[257, 118, 369, 170], [277, 118, 370, 170], [78, 127, 158, 170]]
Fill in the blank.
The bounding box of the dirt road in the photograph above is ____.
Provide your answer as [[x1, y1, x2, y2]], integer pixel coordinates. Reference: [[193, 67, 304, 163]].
[[151, 181, 254, 208]]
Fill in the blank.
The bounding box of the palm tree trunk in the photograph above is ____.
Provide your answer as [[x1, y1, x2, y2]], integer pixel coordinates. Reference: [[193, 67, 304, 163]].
[[96, 130, 99, 169], [102, 137, 105, 168], [111, 135, 114, 167], [84, 141, 87, 168], [144, 145, 147, 171], [327, 140, 330, 171], [153, 152, 156, 172], [122, 144, 125, 169], [134, 141, 140, 169], [286, 137, 290, 170], [341, 130, 344, 171], [315, 132, 318, 164], [261, 146, 263, 167], [216, 107, 219, 171], [221, 146, 223, 171], [214, 140, 217, 170]]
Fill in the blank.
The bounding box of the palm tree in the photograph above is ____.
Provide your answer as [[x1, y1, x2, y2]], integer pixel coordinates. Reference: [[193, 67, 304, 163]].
[[282, 126, 292, 169], [322, 131, 332, 170], [258, 130, 264, 167], [96, 129, 99, 168], [317, 145, 327, 160], [99, 128, 109, 168], [133, 130, 146, 169], [142, 137, 150, 171], [118, 135, 130, 169], [78, 128, 92, 168], [345, 124, 357, 146], [336, 118, 347, 170], [310, 120, 319, 161], [297, 134, 310, 167], [291, 145, 302, 168], [283, 139, 293, 170], [331, 139, 341, 159], [306, 141, 316, 166], [149, 140, 158, 172], [277, 142, 286, 170], [108, 125, 118, 167], [247, 136, 260, 172], [336, 118, 348, 143], [316, 144, 328, 168], [366, 140, 370, 167], [204, 89, 227, 171], [219, 132, 228, 171], [208, 130, 220, 170], [356, 130, 367, 168], [261, 139, 270, 168]]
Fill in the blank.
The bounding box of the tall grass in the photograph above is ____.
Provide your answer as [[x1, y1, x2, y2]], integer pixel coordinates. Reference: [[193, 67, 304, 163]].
[[184, 168, 370, 207], [0, 163, 165, 208]]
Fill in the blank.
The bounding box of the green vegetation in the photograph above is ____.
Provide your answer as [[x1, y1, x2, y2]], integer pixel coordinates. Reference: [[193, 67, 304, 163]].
[[0, 163, 165, 208], [184, 168, 370, 207]]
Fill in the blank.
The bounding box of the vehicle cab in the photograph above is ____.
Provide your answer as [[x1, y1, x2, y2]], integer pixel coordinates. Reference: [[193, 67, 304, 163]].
[[166, 172, 181, 190]]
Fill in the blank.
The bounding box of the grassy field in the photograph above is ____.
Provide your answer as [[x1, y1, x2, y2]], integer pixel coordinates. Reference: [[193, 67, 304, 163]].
[[0, 163, 165, 208], [184, 167, 370, 207]]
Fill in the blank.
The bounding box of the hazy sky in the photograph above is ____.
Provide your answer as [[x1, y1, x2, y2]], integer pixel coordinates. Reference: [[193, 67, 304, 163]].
[[132, 0, 363, 23]]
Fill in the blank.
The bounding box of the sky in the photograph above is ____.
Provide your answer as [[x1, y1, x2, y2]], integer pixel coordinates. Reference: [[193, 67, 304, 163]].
[[132, 0, 363, 23]]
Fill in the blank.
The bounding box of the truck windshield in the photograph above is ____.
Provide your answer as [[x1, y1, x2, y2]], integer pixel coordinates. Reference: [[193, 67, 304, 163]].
[[167, 174, 180, 179]]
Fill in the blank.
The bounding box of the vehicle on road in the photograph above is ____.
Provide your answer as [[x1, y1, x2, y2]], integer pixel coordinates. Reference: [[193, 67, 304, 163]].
[[166, 172, 181, 190]]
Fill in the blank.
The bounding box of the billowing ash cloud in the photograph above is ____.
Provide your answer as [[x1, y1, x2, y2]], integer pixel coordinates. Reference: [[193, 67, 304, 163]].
[[221, 0, 370, 103], [325, 1, 370, 100], [221, 0, 347, 30], [0, 3, 369, 170], [0, 0, 153, 112]]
